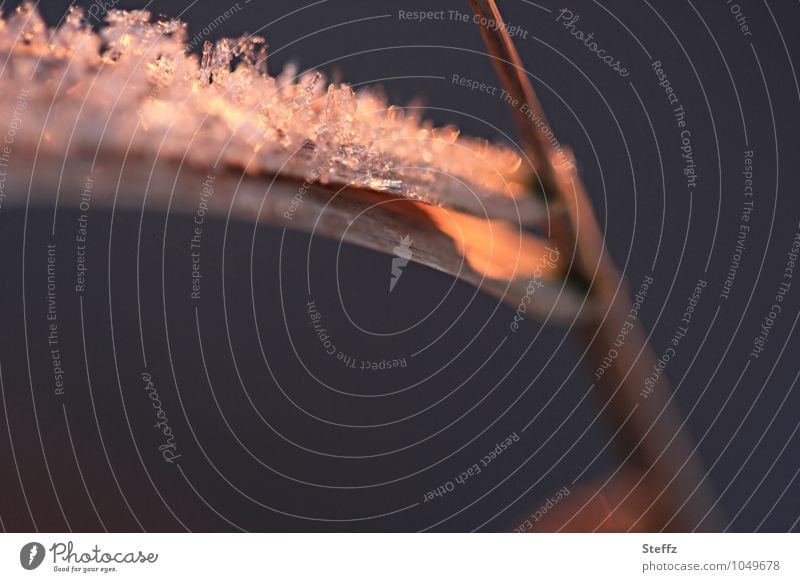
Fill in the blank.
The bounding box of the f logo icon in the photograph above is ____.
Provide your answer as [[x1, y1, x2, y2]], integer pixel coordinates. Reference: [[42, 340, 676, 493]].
[[20, 542, 45, 570]]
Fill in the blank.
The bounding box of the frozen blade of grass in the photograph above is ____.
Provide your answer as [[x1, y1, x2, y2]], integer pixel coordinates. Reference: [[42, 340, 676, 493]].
[[3, 152, 593, 324], [0, 5, 545, 224]]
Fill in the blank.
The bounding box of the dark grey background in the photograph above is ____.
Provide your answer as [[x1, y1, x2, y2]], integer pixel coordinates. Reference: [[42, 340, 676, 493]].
[[0, 0, 798, 531]]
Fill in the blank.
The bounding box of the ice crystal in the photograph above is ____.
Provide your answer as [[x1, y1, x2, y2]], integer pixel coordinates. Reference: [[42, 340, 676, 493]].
[[0, 5, 535, 220]]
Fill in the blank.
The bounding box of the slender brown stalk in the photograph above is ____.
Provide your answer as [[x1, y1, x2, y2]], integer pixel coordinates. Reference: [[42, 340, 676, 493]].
[[468, 0, 559, 192], [470, 0, 723, 531]]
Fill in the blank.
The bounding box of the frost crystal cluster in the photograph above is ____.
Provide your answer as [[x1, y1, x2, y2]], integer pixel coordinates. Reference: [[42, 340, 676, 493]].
[[0, 5, 534, 218]]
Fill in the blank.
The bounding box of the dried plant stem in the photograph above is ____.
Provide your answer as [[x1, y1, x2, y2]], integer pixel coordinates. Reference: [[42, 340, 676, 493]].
[[470, 0, 722, 531]]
